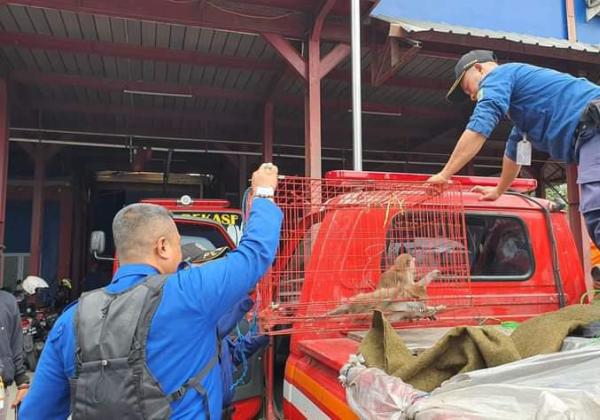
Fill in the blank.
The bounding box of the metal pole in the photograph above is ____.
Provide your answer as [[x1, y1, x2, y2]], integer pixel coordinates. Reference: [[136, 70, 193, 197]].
[[350, 0, 362, 171]]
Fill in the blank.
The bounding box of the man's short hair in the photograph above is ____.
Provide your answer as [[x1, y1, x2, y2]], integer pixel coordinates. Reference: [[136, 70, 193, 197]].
[[112, 203, 173, 258]]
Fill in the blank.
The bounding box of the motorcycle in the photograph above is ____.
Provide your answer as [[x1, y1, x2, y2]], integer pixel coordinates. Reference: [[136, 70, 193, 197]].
[[14, 275, 68, 371], [20, 315, 38, 371]]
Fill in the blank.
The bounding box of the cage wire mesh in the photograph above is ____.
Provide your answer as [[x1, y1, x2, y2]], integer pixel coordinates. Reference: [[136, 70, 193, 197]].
[[258, 176, 471, 335]]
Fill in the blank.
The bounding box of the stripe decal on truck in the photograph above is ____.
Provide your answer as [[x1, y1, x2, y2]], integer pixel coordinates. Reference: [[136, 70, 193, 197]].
[[284, 380, 330, 419], [285, 361, 359, 419]]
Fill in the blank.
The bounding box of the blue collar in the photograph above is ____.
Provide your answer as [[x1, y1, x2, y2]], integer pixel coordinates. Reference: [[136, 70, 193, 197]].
[[109, 264, 160, 291]]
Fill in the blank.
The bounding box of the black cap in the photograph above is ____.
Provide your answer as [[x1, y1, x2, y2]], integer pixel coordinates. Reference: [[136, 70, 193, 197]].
[[446, 50, 497, 103], [181, 242, 230, 265]]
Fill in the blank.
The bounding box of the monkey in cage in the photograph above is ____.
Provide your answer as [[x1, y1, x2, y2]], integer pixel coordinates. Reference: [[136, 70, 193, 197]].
[[327, 253, 443, 319]]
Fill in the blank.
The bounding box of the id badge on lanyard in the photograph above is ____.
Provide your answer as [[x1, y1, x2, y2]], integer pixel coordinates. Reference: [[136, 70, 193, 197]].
[[516, 134, 532, 166]]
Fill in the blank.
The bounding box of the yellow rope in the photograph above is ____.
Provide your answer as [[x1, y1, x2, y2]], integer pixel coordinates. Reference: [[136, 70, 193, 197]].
[[383, 192, 404, 227]]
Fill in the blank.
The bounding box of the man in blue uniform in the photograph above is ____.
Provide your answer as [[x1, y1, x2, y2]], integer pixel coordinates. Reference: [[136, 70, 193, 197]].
[[19, 162, 282, 419], [428, 50, 600, 247]]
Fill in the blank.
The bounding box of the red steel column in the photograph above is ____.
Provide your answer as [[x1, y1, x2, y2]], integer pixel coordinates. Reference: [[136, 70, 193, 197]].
[[29, 144, 45, 275], [305, 38, 322, 178], [0, 80, 8, 286], [263, 101, 274, 162], [567, 164, 584, 262], [57, 187, 73, 280]]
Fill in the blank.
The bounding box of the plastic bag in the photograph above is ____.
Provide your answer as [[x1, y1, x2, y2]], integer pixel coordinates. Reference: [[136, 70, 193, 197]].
[[410, 344, 600, 420], [340, 355, 427, 420]]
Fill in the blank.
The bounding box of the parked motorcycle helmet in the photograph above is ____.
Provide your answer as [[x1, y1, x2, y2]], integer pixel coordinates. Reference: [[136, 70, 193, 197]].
[[22, 275, 50, 295]]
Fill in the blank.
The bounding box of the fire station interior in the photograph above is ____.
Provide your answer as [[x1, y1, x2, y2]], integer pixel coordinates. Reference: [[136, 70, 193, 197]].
[[1, 2, 598, 308]]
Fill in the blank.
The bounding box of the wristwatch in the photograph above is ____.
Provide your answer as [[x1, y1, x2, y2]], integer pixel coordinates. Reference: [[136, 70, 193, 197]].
[[255, 186, 275, 200]]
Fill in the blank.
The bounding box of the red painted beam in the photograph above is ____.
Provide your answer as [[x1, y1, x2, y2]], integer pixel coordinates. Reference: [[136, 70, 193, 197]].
[[0, 79, 7, 285], [29, 145, 45, 276], [11, 71, 261, 101], [22, 99, 438, 142], [329, 68, 450, 90], [27, 92, 459, 122], [4, 0, 352, 43], [0, 31, 279, 72], [28, 100, 258, 126], [281, 96, 462, 119], [263, 101, 274, 162], [14, 71, 460, 120], [261, 33, 306, 80], [319, 43, 351, 79], [410, 32, 600, 66], [311, 0, 337, 41], [237, 0, 375, 16], [57, 188, 73, 280], [305, 38, 321, 177], [0, 31, 448, 90], [567, 165, 584, 262]]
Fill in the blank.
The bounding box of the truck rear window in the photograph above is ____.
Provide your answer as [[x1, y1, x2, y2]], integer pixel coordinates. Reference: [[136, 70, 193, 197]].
[[384, 213, 533, 281], [466, 215, 533, 280]]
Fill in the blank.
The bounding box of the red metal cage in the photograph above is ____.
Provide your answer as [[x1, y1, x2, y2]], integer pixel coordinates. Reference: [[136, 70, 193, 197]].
[[257, 175, 471, 334]]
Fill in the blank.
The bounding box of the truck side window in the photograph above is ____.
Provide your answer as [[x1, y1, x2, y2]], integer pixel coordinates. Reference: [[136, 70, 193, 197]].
[[467, 215, 533, 280]]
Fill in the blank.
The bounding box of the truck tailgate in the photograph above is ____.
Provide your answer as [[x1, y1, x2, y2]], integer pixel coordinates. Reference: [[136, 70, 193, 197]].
[[297, 338, 359, 371]]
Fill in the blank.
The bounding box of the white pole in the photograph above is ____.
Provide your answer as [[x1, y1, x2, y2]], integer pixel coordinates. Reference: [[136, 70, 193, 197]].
[[350, 0, 363, 171]]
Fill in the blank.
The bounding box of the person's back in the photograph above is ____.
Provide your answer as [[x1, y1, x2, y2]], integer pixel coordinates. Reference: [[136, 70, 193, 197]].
[[0, 290, 30, 418], [19, 163, 282, 419], [473, 63, 600, 163]]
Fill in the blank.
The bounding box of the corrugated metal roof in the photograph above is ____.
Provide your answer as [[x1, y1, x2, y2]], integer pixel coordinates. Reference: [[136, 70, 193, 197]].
[[375, 15, 600, 53]]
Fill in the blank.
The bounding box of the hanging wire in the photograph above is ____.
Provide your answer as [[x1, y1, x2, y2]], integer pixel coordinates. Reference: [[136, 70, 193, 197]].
[[205, 1, 300, 20]]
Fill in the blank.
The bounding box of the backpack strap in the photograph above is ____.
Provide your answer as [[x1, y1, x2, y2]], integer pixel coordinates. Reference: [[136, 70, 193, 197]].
[[167, 343, 220, 420]]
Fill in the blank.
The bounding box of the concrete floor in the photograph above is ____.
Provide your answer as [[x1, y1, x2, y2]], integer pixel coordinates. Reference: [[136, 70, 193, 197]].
[[6, 382, 16, 420]]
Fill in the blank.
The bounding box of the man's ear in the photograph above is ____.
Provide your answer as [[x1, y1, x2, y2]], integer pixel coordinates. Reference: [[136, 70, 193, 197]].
[[474, 62, 484, 72], [156, 236, 169, 259]]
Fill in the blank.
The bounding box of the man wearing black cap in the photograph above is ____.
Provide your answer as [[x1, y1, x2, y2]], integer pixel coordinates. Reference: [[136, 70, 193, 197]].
[[428, 50, 600, 247]]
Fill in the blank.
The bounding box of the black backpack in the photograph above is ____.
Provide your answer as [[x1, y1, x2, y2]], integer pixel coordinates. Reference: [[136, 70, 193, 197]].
[[70, 274, 218, 419]]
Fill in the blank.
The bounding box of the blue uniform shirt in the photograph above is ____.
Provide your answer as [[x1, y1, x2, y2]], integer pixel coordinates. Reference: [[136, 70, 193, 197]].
[[19, 198, 283, 420], [466, 63, 600, 164]]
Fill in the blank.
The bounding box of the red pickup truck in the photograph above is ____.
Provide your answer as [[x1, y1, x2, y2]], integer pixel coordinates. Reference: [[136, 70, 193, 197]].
[[264, 171, 587, 419]]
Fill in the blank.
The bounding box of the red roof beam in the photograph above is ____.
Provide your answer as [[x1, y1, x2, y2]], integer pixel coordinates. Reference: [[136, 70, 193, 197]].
[[11, 71, 261, 102], [12, 70, 460, 119], [0, 31, 448, 91], [236, 0, 376, 16], [0, 31, 278, 72], [3, 0, 350, 42]]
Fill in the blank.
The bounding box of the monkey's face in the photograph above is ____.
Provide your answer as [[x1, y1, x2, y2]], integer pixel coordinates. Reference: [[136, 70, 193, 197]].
[[395, 254, 414, 272]]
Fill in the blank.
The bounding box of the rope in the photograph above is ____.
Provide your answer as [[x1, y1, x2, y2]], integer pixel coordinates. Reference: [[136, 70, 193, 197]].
[[580, 289, 600, 304], [230, 308, 260, 390], [383, 193, 405, 227], [230, 324, 249, 390]]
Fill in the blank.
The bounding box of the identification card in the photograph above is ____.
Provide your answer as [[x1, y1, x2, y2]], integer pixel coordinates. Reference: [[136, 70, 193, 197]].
[[516, 137, 532, 166]]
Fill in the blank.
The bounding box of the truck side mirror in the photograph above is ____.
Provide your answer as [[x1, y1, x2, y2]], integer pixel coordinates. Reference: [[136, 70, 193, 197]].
[[90, 231, 106, 255], [89, 231, 113, 261]]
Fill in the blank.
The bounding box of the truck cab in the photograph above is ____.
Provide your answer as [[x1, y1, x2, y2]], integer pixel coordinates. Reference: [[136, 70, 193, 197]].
[[271, 171, 587, 419]]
